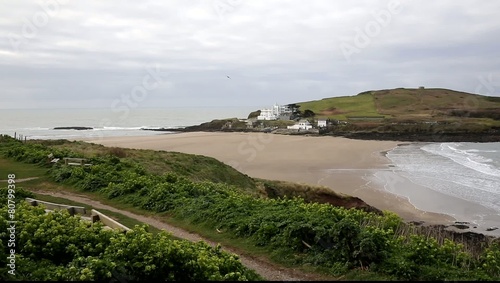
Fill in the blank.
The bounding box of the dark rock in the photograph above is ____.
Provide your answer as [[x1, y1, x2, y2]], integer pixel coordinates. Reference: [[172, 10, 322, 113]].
[[53, 127, 93, 130], [141, 128, 184, 132], [451, 224, 470, 230]]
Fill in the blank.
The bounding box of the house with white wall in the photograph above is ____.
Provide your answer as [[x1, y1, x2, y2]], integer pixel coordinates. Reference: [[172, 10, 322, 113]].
[[287, 119, 313, 130], [317, 119, 327, 128], [257, 103, 292, 120], [257, 108, 277, 120]]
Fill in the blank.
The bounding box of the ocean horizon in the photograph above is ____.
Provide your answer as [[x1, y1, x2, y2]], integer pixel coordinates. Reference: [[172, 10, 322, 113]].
[[0, 106, 258, 140]]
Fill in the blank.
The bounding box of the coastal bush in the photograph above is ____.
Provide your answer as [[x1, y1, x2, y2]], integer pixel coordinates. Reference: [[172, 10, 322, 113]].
[[0, 195, 261, 281], [2, 136, 500, 280], [479, 243, 500, 277]]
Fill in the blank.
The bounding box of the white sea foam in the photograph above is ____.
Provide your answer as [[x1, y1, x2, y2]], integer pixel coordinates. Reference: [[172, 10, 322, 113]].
[[385, 143, 500, 214], [96, 126, 146, 131], [466, 149, 498, 153], [422, 143, 500, 178]]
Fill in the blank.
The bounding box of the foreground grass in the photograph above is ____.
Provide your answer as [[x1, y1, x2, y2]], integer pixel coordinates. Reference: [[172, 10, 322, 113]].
[[0, 157, 47, 180], [2, 136, 499, 281], [0, 159, 162, 235], [0, 157, 379, 280], [4, 160, 336, 280], [1, 191, 261, 281]]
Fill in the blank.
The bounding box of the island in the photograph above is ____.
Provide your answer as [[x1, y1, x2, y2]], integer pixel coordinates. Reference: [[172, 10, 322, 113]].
[[146, 87, 500, 142], [53, 126, 93, 130]]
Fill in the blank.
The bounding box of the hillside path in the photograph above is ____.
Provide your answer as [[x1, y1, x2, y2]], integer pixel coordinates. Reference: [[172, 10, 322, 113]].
[[0, 177, 40, 183], [32, 189, 332, 281]]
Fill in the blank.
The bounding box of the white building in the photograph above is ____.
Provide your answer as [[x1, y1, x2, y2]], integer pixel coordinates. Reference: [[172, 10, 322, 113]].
[[257, 108, 277, 120], [317, 119, 327, 128], [287, 120, 313, 130], [257, 103, 292, 120]]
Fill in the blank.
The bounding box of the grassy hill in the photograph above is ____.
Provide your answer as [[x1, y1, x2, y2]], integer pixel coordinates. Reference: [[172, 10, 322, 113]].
[[179, 87, 499, 141], [293, 88, 500, 141], [296, 88, 500, 123]]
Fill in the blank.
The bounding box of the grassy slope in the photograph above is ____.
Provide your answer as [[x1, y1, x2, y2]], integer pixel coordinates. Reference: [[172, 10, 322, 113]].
[[0, 159, 162, 234], [373, 88, 500, 120], [5, 139, 372, 212], [296, 92, 382, 120], [0, 157, 48, 179], [34, 140, 259, 194], [296, 88, 500, 123]]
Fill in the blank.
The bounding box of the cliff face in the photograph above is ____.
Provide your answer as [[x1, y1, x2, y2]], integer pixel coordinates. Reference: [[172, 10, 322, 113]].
[[313, 192, 382, 214], [261, 181, 382, 215]]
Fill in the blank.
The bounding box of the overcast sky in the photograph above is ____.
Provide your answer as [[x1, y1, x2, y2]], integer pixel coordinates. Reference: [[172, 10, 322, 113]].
[[1, 0, 500, 110]]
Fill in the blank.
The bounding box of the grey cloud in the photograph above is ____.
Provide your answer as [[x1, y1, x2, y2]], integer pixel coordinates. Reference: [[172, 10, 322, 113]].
[[1, 0, 500, 109]]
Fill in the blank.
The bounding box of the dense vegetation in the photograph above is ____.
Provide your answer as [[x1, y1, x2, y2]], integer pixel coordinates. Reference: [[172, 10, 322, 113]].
[[2, 135, 500, 280], [0, 188, 260, 281]]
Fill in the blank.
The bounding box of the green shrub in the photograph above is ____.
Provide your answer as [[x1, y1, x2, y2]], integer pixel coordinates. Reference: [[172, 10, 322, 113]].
[[2, 137, 500, 280]]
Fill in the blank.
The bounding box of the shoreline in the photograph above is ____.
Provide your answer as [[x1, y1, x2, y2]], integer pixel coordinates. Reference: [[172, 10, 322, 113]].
[[78, 132, 463, 227]]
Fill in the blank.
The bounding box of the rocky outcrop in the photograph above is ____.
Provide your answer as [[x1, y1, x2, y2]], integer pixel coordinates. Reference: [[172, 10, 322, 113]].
[[53, 127, 93, 130]]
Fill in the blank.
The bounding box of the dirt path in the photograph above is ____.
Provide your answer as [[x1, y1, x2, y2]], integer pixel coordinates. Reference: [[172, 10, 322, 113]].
[[32, 189, 331, 281], [0, 177, 39, 183]]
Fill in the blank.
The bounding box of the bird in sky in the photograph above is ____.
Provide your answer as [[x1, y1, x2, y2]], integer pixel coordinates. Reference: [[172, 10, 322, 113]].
[[227, 75, 231, 79]]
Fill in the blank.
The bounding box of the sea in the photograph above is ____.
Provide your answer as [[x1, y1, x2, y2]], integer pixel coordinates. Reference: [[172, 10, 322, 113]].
[[373, 142, 500, 234], [0, 107, 258, 140]]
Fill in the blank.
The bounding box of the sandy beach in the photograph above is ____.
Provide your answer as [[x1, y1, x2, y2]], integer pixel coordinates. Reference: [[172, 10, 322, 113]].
[[81, 132, 458, 225]]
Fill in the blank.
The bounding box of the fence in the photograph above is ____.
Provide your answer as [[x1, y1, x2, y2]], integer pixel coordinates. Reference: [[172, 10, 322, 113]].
[[25, 198, 131, 232]]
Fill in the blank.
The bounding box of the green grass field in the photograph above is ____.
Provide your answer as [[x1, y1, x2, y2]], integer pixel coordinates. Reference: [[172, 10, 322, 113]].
[[0, 158, 48, 180], [296, 92, 383, 120], [44, 140, 258, 193], [295, 88, 500, 124]]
